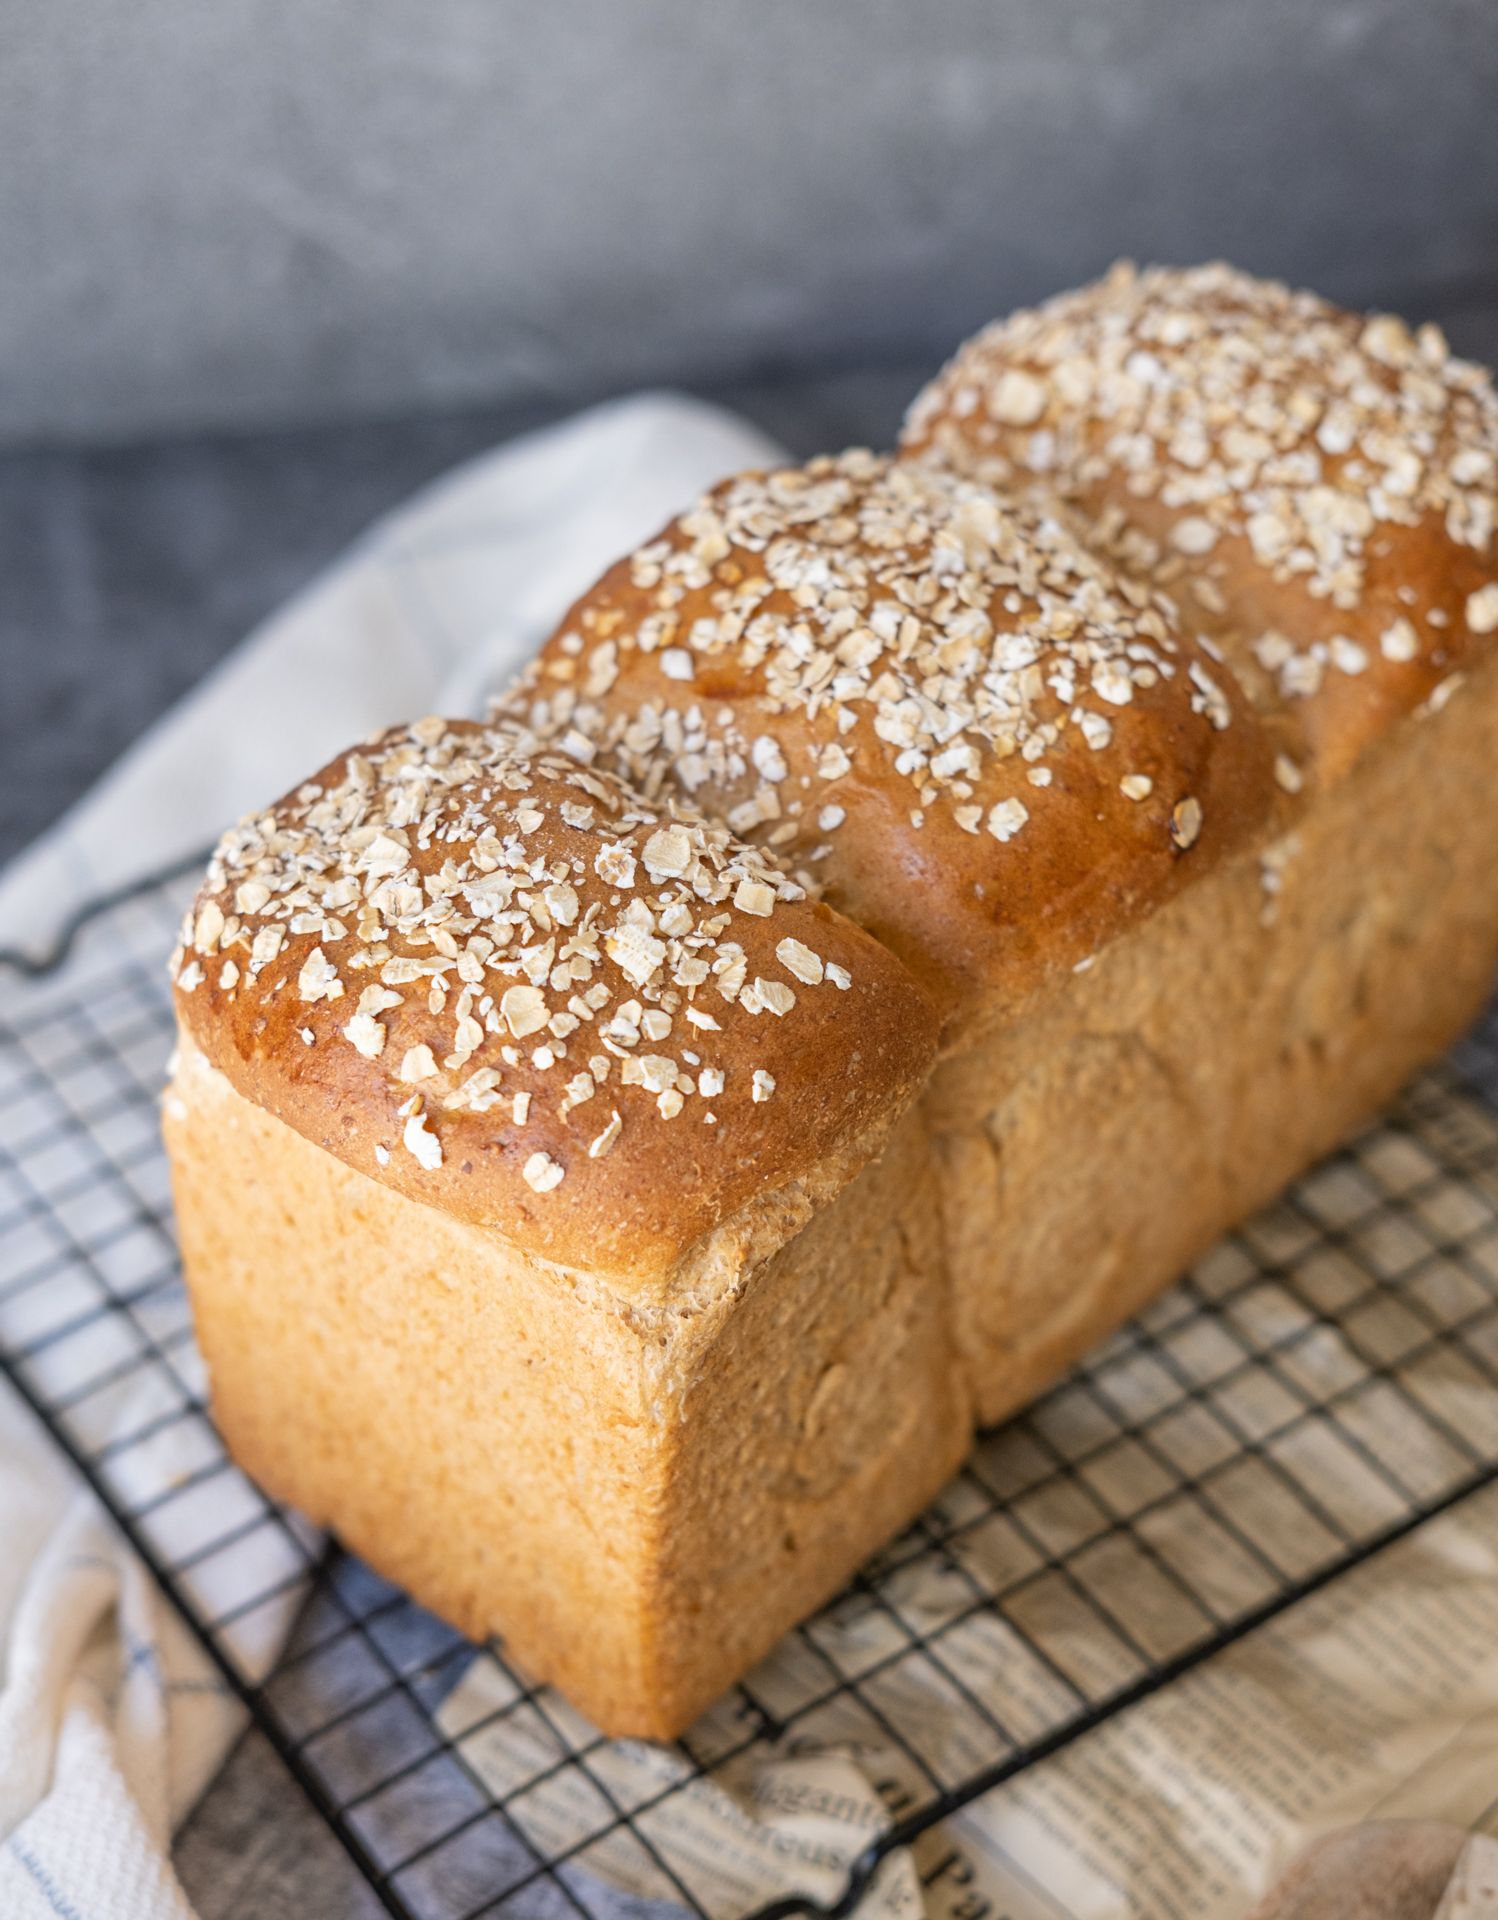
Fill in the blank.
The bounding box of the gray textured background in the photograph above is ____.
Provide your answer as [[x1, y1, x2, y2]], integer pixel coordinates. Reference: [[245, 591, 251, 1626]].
[[5, 0, 1498, 448]]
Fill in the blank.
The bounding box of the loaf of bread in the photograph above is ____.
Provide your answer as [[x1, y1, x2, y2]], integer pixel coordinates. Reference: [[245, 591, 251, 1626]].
[[165, 264, 1498, 1736]]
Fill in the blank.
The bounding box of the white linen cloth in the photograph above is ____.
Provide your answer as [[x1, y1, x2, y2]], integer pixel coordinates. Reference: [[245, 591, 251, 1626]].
[[0, 394, 785, 1918]]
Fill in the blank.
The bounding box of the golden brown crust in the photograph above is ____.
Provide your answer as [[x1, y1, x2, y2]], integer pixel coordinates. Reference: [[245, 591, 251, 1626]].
[[506, 452, 1275, 1025], [901, 261, 1498, 789], [171, 717, 938, 1289]]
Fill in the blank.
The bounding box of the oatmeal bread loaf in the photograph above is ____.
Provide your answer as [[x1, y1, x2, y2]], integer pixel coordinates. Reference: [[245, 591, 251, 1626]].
[[166, 263, 1498, 1733]]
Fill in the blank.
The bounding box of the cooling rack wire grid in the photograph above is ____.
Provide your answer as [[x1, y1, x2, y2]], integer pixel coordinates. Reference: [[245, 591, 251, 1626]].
[[6, 865, 1498, 1920]]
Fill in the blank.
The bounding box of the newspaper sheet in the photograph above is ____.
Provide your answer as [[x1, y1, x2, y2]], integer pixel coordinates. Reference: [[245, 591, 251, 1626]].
[[439, 1484, 1498, 1920]]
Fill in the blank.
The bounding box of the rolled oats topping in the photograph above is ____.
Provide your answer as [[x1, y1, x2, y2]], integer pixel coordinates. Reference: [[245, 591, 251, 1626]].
[[513, 450, 1231, 872], [172, 719, 862, 1188], [1468, 584, 1498, 636], [1169, 796, 1204, 851], [904, 263, 1498, 706], [908, 263, 1497, 592]]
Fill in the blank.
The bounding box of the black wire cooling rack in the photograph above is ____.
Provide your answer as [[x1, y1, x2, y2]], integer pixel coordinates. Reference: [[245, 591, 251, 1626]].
[[7, 864, 1498, 1920]]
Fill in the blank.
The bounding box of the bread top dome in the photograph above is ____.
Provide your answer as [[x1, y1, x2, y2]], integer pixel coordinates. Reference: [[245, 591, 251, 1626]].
[[172, 716, 938, 1293], [902, 261, 1498, 787], [506, 449, 1273, 1023]]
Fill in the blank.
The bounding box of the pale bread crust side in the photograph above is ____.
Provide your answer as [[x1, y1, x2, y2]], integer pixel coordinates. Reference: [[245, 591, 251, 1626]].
[[165, 1036, 967, 1738], [928, 644, 1498, 1422]]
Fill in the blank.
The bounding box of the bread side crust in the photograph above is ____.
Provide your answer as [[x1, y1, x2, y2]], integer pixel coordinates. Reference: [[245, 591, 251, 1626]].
[[929, 644, 1498, 1423], [164, 1035, 967, 1737]]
